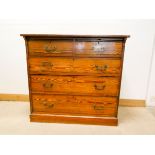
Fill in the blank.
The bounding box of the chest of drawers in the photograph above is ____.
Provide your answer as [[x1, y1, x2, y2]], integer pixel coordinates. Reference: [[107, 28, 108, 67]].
[[21, 34, 129, 126]]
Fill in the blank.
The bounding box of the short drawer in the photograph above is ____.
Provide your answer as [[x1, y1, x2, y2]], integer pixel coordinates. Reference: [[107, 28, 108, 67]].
[[28, 39, 73, 56], [75, 39, 123, 57], [29, 57, 121, 76], [30, 75, 119, 96], [32, 94, 117, 117]]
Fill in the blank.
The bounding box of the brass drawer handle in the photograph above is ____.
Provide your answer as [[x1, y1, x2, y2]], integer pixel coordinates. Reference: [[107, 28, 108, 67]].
[[44, 45, 57, 53], [41, 101, 54, 108], [92, 47, 105, 51], [42, 62, 53, 67], [93, 105, 104, 110], [43, 82, 53, 88], [94, 84, 105, 90], [92, 43, 105, 51], [44, 41, 57, 52], [95, 65, 108, 71]]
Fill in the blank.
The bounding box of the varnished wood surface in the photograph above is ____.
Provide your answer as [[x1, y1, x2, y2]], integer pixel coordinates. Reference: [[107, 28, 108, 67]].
[[21, 34, 130, 38], [29, 57, 121, 76], [30, 75, 119, 96], [28, 40, 73, 56], [28, 39, 123, 57], [75, 41, 122, 56], [30, 113, 118, 126], [32, 94, 117, 117], [21, 34, 129, 126]]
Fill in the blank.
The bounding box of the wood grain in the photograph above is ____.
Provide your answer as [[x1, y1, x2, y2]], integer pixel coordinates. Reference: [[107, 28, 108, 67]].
[[28, 39, 123, 57], [20, 34, 130, 38], [32, 94, 117, 117], [21, 34, 130, 126], [75, 41, 123, 56], [30, 113, 118, 126], [29, 57, 121, 76], [30, 75, 120, 96], [28, 40, 73, 56]]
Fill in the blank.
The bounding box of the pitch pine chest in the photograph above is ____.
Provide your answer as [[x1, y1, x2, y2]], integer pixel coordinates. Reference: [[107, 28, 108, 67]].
[[21, 34, 130, 126]]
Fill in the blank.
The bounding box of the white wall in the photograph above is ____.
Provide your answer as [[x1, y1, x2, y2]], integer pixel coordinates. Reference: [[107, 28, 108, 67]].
[[0, 20, 155, 102], [146, 35, 155, 106]]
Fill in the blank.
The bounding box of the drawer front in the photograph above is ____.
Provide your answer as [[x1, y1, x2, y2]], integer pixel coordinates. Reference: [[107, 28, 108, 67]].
[[30, 76, 119, 96], [29, 57, 73, 74], [75, 39, 123, 56], [73, 58, 121, 76], [32, 94, 117, 116], [29, 57, 121, 76], [28, 39, 122, 57], [28, 40, 73, 56]]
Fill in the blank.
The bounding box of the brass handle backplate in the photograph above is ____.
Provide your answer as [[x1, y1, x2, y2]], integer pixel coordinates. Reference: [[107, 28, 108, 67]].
[[45, 46, 57, 53], [92, 42, 105, 51], [94, 84, 106, 90], [43, 82, 53, 88], [44, 45, 57, 53], [95, 65, 108, 71], [93, 105, 104, 110], [42, 61, 53, 67], [41, 101, 54, 108]]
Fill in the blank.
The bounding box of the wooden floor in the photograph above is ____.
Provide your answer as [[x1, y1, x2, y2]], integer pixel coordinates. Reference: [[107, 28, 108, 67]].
[[0, 101, 155, 135]]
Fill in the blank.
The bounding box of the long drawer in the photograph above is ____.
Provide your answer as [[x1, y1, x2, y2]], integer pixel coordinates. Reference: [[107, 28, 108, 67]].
[[29, 57, 121, 76], [28, 39, 123, 57], [30, 75, 119, 96], [32, 94, 117, 117]]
